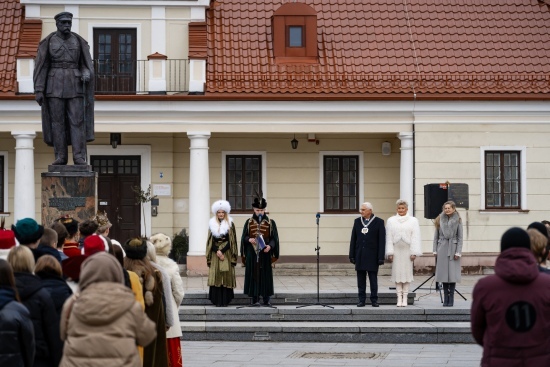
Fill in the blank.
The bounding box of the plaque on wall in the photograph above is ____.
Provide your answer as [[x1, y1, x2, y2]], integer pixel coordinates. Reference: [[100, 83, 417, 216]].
[[448, 183, 469, 209]]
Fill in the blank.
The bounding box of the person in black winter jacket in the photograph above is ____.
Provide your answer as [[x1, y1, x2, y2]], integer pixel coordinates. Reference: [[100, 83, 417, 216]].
[[35, 255, 73, 317], [8, 246, 62, 367], [0, 258, 35, 367]]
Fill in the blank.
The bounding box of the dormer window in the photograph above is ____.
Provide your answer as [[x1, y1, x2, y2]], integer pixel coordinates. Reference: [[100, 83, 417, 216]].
[[272, 3, 318, 63]]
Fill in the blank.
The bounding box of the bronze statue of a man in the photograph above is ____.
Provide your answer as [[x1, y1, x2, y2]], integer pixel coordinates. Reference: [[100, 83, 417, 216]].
[[34, 12, 95, 166]]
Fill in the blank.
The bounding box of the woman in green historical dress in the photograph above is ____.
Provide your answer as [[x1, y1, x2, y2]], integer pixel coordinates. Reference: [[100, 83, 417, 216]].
[[206, 200, 238, 307]]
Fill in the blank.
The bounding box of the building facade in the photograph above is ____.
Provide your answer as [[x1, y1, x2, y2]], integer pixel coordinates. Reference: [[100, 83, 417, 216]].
[[1, 0, 549, 274]]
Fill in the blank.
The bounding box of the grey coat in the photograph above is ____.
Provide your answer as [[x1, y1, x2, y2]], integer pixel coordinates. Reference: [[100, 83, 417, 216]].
[[433, 212, 463, 283]]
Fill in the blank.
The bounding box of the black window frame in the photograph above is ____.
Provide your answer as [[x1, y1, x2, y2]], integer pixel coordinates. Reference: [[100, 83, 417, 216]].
[[484, 150, 521, 209], [323, 155, 359, 213], [226, 155, 262, 213], [91, 155, 141, 176]]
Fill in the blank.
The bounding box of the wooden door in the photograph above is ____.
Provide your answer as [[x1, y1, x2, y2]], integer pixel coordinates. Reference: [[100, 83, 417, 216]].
[[92, 155, 141, 242], [93, 29, 137, 94]]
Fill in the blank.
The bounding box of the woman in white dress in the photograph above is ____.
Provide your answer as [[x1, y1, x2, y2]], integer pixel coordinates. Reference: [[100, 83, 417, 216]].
[[385, 199, 422, 307]]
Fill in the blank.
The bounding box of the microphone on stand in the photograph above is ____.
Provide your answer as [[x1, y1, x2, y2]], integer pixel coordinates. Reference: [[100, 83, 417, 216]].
[[297, 211, 332, 308]]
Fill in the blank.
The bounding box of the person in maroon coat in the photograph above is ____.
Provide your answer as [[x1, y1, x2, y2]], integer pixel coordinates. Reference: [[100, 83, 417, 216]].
[[471, 227, 550, 367]]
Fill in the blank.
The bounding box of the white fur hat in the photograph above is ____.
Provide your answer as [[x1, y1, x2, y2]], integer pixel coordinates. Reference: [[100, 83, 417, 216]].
[[211, 200, 231, 215]]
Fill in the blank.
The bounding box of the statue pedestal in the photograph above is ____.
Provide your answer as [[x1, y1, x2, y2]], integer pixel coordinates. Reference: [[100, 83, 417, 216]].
[[41, 166, 97, 226]]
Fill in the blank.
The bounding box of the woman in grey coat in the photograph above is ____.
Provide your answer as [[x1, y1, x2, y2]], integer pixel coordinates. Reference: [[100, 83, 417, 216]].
[[433, 201, 463, 307]]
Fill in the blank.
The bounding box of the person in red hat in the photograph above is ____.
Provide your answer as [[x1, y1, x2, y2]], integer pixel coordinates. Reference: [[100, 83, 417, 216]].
[[83, 235, 105, 257], [0, 219, 16, 261]]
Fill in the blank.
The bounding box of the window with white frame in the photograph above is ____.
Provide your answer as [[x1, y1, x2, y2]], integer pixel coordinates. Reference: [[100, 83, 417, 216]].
[[481, 146, 526, 210], [320, 151, 364, 213]]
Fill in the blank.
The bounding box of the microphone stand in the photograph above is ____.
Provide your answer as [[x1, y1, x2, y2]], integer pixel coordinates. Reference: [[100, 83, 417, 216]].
[[413, 256, 443, 303], [297, 213, 333, 309]]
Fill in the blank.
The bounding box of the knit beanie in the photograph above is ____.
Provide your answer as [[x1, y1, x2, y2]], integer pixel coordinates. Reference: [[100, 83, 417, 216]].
[[501, 227, 531, 252], [123, 237, 148, 259], [84, 235, 105, 257], [12, 218, 44, 245], [527, 222, 549, 239]]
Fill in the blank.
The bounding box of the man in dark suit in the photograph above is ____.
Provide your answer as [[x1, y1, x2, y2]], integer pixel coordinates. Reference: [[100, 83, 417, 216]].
[[349, 202, 386, 307]]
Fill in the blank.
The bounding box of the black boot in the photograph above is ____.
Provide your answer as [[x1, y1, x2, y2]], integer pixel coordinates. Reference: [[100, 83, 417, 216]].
[[263, 296, 271, 307], [442, 283, 449, 307], [252, 296, 259, 305], [448, 283, 455, 307]]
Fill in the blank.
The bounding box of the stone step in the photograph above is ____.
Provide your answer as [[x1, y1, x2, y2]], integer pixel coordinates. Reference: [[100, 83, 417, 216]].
[[181, 291, 411, 306], [180, 320, 474, 344], [179, 263, 393, 276], [180, 305, 470, 323], [254, 263, 391, 276]]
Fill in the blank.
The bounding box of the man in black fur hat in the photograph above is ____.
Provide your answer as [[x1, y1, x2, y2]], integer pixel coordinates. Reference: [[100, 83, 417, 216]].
[[240, 196, 279, 306]]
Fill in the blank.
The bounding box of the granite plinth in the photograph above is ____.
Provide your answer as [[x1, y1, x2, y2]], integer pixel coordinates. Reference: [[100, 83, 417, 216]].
[[48, 164, 92, 173], [41, 170, 97, 226]]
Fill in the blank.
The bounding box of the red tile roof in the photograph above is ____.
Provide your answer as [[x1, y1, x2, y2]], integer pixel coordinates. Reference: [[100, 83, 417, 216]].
[[0, 0, 23, 93], [206, 0, 550, 97]]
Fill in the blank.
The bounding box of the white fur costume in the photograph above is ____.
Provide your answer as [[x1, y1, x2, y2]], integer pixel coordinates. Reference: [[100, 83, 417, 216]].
[[385, 214, 422, 283], [150, 233, 185, 339]]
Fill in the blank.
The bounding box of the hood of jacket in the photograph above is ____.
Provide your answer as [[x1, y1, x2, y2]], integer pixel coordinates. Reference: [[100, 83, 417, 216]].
[[494, 247, 540, 284], [14, 271, 43, 301], [72, 282, 136, 326], [0, 286, 16, 310]]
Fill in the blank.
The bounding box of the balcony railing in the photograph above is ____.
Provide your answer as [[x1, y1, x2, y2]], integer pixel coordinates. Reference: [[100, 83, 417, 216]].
[[93, 59, 189, 95]]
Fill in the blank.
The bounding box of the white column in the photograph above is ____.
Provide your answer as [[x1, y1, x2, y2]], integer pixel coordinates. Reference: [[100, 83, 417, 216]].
[[398, 132, 414, 214], [12, 132, 36, 221], [187, 132, 211, 256]]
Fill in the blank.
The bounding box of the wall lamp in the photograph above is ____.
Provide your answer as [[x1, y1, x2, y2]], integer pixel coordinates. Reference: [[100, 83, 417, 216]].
[[382, 141, 391, 156], [291, 135, 299, 150], [110, 133, 121, 149]]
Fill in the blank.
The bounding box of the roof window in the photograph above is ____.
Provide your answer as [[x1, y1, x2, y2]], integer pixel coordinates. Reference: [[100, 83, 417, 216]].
[[272, 3, 318, 63]]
